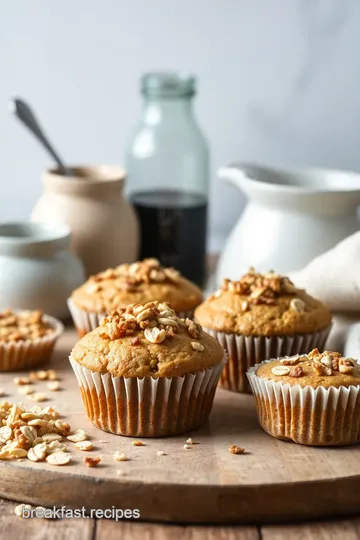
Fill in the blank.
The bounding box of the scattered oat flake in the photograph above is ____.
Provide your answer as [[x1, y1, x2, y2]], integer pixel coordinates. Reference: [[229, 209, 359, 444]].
[[186, 438, 194, 445], [157, 450, 167, 456], [46, 452, 71, 466], [183, 444, 192, 450], [113, 451, 128, 462], [47, 381, 60, 391], [131, 440, 145, 446], [36, 370, 48, 381], [42, 433, 62, 443], [28, 392, 47, 402], [14, 377, 31, 386], [75, 440, 93, 451], [18, 385, 34, 396], [84, 456, 101, 468], [67, 429, 87, 443], [228, 445, 245, 455]]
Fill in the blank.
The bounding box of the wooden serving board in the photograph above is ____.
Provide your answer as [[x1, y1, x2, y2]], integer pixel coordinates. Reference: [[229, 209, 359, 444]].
[[0, 327, 360, 525]]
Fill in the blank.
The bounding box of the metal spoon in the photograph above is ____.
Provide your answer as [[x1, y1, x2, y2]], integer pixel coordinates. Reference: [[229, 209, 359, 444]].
[[9, 97, 72, 177]]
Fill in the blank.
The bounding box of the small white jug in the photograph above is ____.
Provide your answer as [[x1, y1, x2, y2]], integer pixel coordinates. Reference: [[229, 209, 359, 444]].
[[217, 164, 360, 283]]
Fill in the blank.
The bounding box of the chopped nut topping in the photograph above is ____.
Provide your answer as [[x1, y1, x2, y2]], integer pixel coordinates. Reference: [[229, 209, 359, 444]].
[[0, 310, 55, 343], [320, 355, 332, 368], [228, 445, 245, 455], [280, 356, 300, 366], [84, 456, 101, 468], [98, 301, 203, 346], [220, 269, 301, 307], [339, 358, 355, 375], [313, 361, 332, 376], [290, 298, 306, 313], [272, 366, 290, 376], [113, 451, 128, 461], [191, 341, 204, 352], [289, 365, 303, 378], [131, 440, 145, 447]]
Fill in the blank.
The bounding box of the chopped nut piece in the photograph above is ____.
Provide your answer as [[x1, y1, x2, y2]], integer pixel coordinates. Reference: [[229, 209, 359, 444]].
[[14, 377, 31, 386], [339, 358, 355, 375], [36, 371, 48, 381], [75, 440, 93, 451], [84, 456, 101, 467], [46, 370, 58, 381], [290, 298, 306, 312], [191, 341, 204, 352], [144, 326, 166, 344], [0, 426, 13, 443], [47, 381, 60, 392], [320, 356, 332, 368], [67, 429, 87, 443], [313, 361, 332, 376], [131, 336, 140, 346], [271, 366, 290, 376], [131, 440, 145, 447], [308, 348, 320, 359], [46, 452, 71, 466], [228, 445, 245, 455], [280, 356, 300, 366], [113, 451, 128, 461], [289, 365, 303, 378]]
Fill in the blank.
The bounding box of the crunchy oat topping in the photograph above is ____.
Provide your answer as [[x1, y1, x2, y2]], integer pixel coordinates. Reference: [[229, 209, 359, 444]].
[[0, 310, 55, 343], [99, 301, 204, 348], [86, 258, 181, 293], [274, 349, 358, 379], [213, 268, 302, 307], [228, 445, 245, 455]]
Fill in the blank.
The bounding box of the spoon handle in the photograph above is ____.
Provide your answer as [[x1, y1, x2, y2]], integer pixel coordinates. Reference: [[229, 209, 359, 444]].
[[10, 98, 72, 177]]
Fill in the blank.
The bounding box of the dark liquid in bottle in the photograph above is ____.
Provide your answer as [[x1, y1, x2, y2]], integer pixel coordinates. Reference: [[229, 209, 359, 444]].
[[131, 189, 207, 287]]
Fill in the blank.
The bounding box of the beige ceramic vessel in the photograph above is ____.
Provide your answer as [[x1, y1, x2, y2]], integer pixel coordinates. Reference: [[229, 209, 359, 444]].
[[31, 166, 139, 277]]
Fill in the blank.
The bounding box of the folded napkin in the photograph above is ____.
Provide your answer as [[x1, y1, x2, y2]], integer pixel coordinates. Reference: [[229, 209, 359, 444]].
[[291, 231, 360, 312]]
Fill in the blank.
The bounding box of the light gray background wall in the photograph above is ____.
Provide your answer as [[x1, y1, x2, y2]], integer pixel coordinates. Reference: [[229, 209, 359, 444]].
[[1, 0, 358, 251]]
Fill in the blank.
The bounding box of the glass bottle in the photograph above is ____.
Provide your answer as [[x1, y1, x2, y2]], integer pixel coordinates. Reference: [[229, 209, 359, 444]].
[[125, 72, 209, 287]]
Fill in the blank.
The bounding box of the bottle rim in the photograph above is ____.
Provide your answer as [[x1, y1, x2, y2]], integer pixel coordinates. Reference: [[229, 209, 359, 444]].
[[141, 71, 196, 98]]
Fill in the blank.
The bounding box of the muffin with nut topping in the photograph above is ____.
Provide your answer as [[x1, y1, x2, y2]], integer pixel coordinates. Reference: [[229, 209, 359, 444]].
[[69, 301, 225, 437], [0, 309, 63, 371], [68, 258, 202, 336], [194, 268, 332, 393], [247, 348, 360, 446]]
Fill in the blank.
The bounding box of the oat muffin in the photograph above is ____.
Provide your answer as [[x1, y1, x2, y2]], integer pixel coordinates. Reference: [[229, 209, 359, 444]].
[[194, 268, 332, 393], [0, 309, 63, 371], [248, 349, 360, 446], [69, 301, 225, 437], [68, 258, 203, 336]]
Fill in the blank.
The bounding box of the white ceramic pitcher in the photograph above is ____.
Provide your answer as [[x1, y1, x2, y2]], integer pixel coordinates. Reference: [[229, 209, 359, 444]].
[[217, 164, 360, 283]]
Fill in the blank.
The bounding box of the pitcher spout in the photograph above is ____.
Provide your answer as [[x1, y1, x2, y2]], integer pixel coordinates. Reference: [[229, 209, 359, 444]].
[[217, 166, 247, 189]]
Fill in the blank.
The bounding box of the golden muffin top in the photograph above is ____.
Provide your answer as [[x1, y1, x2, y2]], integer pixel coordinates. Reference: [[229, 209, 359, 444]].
[[70, 301, 224, 378], [0, 309, 55, 343], [71, 258, 202, 314], [255, 348, 360, 389], [194, 268, 332, 336]]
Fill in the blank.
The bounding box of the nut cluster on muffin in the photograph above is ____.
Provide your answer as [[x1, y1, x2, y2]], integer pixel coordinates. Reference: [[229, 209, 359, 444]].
[[261, 348, 360, 386], [0, 309, 55, 343], [100, 301, 203, 350]]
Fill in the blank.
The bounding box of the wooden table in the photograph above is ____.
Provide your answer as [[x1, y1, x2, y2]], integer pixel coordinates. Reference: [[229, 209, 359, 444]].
[[0, 323, 359, 538]]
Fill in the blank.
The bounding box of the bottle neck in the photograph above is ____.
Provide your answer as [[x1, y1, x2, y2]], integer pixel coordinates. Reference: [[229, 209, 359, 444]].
[[141, 96, 194, 125]]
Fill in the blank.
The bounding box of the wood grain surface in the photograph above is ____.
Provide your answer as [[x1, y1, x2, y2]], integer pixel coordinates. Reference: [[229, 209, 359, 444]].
[[0, 327, 360, 525]]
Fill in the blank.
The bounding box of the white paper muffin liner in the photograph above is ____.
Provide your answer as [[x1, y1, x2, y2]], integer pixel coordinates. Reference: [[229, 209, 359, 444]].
[[69, 354, 226, 437], [204, 325, 331, 394], [0, 314, 64, 372], [67, 297, 194, 336], [247, 358, 360, 446]]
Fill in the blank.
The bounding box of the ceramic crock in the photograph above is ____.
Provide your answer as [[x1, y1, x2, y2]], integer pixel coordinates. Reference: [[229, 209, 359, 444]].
[[31, 165, 139, 277], [217, 164, 360, 283], [0, 222, 85, 319]]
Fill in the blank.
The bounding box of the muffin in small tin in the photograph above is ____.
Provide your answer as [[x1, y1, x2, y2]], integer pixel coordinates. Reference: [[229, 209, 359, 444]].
[[194, 268, 332, 393], [68, 258, 202, 336], [69, 301, 225, 437], [247, 348, 360, 446], [0, 309, 63, 371]]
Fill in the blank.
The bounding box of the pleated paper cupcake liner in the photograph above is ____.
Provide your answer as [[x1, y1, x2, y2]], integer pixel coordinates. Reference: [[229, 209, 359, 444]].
[[204, 324, 331, 394], [69, 354, 226, 437], [0, 314, 64, 372], [68, 297, 194, 337], [247, 359, 360, 446]]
